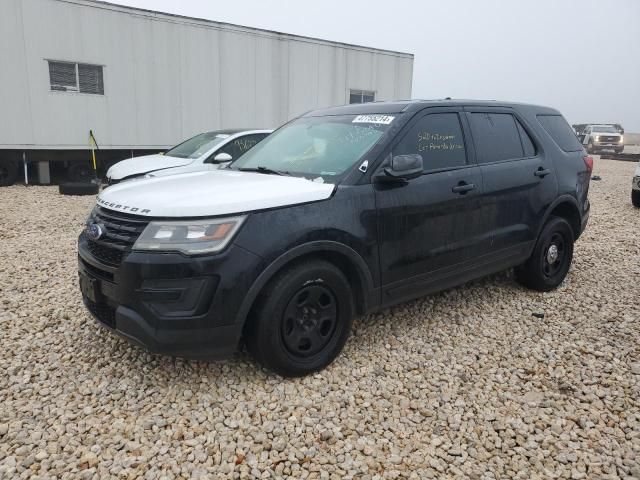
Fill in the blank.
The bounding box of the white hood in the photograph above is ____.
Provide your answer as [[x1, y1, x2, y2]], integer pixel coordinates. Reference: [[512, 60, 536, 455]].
[[107, 154, 194, 180], [98, 170, 335, 217]]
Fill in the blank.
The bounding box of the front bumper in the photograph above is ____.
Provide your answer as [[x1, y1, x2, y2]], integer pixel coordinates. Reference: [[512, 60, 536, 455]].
[[78, 235, 264, 359], [592, 142, 624, 149]]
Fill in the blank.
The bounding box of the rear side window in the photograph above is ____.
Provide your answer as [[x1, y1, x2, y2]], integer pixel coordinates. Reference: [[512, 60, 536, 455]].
[[393, 113, 467, 172], [537, 115, 583, 152], [469, 113, 524, 163]]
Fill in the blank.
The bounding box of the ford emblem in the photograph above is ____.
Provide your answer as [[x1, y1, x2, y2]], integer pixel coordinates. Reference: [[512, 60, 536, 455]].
[[86, 223, 104, 241]]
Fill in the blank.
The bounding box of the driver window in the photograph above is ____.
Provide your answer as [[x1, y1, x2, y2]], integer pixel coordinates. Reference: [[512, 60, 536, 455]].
[[210, 134, 267, 162], [394, 113, 467, 172]]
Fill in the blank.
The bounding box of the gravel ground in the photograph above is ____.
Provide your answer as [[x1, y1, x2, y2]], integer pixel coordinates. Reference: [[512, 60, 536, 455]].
[[0, 159, 639, 480]]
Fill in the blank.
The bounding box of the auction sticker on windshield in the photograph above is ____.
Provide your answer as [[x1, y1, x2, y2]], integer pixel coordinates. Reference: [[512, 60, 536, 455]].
[[352, 115, 395, 125]]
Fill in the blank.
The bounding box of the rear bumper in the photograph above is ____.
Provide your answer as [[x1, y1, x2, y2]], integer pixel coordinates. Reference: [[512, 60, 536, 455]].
[[580, 201, 590, 236], [78, 235, 265, 359]]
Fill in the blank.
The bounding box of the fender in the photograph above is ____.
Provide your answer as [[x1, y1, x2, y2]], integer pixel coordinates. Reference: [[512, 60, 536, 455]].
[[537, 194, 582, 239], [234, 241, 377, 327]]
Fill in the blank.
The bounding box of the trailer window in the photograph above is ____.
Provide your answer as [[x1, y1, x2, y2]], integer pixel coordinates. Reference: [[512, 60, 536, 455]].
[[349, 90, 375, 104], [48, 61, 104, 95]]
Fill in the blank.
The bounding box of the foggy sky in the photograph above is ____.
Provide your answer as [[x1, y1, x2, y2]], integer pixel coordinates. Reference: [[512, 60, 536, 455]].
[[116, 0, 640, 131]]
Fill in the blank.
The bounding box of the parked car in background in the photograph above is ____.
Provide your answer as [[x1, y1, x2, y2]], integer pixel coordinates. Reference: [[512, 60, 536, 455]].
[[79, 100, 591, 376], [106, 129, 272, 184], [632, 161, 640, 207], [579, 125, 624, 154]]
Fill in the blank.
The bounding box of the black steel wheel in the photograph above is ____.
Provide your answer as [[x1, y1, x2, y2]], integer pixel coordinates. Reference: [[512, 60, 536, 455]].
[[245, 260, 354, 377], [281, 284, 338, 358], [516, 216, 574, 292]]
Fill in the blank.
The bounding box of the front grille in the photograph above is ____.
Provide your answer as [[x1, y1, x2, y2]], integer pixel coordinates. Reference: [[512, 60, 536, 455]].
[[85, 298, 116, 328], [598, 136, 619, 143], [85, 207, 149, 266], [79, 257, 114, 282]]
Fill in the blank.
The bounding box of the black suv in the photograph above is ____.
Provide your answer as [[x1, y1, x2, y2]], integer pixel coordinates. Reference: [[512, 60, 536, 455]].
[[79, 100, 591, 376]]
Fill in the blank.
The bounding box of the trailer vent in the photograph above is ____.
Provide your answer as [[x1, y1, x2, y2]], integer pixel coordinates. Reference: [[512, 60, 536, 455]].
[[48, 60, 104, 95]]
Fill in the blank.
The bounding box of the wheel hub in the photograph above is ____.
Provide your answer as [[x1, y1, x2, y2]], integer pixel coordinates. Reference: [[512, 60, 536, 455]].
[[282, 284, 338, 357], [546, 244, 559, 264]]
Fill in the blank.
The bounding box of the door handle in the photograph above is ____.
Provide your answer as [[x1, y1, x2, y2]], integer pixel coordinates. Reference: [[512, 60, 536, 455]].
[[452, 182, 476, 194], [534, 167, 551, 178]]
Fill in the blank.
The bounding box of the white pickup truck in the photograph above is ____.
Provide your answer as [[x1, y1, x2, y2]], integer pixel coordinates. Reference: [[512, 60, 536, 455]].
[[579, 125, 624, 154]]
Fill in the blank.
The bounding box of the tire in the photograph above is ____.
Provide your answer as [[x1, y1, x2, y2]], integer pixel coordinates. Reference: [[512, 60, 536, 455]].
[[244, 260, 354, 377], [0, 159, 19, 187], [59, 182, 99, 196], [516, 217, 574, 292], [67, 163, 96, 182], [632, 190, 640, 208]]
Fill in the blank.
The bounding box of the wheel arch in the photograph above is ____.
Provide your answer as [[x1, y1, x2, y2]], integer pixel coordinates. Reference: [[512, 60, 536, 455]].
[[540, 195, 582, 240], [236, 241, 376, 330]]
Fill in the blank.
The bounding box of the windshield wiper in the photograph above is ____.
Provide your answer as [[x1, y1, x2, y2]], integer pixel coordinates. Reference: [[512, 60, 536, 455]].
[[238, 166, 290, 176]]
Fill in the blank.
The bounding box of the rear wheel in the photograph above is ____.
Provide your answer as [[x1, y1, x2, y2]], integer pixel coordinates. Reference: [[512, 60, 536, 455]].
[[244, 260, 354, 377], [0, 159, 19, 186], [516, 217, 574, 292], [632, 190, 640, 208]]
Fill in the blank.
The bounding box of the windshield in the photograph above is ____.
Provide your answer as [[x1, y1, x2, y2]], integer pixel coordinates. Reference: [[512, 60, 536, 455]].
[[165, 132, 230, 159], [593, 126, 617, 133], [230, 114, 395, 180]]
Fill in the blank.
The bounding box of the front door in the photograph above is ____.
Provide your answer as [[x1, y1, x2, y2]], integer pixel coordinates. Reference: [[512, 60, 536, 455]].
[[374, 109, 486, 305]]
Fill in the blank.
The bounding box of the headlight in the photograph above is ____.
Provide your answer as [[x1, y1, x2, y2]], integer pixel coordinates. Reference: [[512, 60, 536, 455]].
[[595, 136, 600, 141], [133, 216, 246, 254], [619, 136, 624, 143]]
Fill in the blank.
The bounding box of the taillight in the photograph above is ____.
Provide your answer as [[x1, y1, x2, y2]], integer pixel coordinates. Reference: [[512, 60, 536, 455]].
[[583, 155, 593, 173]]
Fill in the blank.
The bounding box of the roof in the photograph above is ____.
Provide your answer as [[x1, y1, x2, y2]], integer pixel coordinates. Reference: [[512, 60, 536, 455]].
[[55, 0, 414, 58], [305, 99, 561, 117]]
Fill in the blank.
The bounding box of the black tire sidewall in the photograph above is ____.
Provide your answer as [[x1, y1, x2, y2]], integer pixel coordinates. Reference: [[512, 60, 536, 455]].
[[59, 182, 99, 196], [247, 261, 354, 377], [521, 217, 574, 291], [632, 190, 640, 208]]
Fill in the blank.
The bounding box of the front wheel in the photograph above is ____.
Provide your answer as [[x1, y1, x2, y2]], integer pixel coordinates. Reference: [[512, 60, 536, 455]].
[[244, 260, 354, 377], [516, 217, 574, 292], [632, 190, 640, 208]]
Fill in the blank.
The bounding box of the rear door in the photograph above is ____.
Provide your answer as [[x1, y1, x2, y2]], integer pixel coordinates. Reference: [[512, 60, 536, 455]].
[[375, 108, 486, 304], [465, 108, 558, 256]]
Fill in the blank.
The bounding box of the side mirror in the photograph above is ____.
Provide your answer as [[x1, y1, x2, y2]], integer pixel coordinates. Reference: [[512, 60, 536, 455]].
[[210, 152, 233, 164], [375, 154, 423, 183]]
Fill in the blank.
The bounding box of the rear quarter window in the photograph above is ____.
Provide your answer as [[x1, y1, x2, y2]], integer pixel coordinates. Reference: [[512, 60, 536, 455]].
[[537, 115, 583, 152]]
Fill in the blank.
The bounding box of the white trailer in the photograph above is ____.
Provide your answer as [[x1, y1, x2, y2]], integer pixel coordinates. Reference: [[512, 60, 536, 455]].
[[0, 0, 414, 185]]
